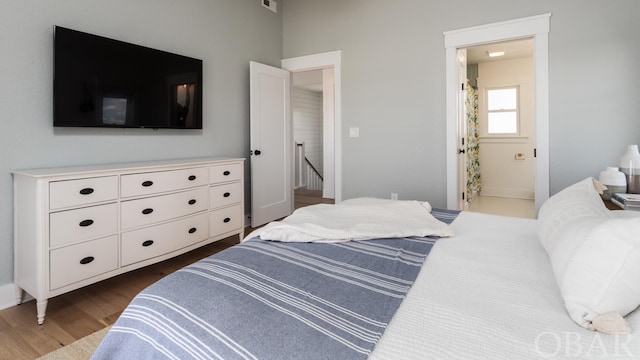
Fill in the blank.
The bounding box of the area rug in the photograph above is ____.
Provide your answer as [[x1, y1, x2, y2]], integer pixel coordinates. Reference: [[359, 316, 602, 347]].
[[37, 326, 111, 360]]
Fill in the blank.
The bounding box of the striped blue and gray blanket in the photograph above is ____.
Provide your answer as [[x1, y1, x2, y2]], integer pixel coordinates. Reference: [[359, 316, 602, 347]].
[[91, 209, 459, 360]]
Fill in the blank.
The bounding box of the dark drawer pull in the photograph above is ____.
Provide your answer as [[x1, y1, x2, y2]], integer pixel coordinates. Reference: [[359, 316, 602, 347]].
[[79, 219, 94, 227], [142, 208, 154, 215], [142, 240, 154, 247], [188, 175, 196, 181], [223, 192, 231, 198], [79, 188, 94, 195], [79, 256, 94, 265], [223, 217, 231, 223], [188, 199, 197, 205], [223, 171, 231, 176], [141, 180, 154, 187], [188, 227, 197, 234]]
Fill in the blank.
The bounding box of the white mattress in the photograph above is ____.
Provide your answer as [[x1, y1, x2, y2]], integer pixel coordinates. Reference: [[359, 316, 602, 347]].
[[369, 211, 640, 359]]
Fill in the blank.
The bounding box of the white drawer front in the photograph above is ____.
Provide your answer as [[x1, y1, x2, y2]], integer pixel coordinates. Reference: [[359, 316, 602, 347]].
[[209, 204, 242, 238], [50, 235, 118, 290], [49, 176, 118, 210], [50, 203, 118, 248], [210, 163, 242, 184], [121, 167, 209, 198], [121, 187, 208, 229], [121, 213, 208, 266], [209, 182, 243, 209]]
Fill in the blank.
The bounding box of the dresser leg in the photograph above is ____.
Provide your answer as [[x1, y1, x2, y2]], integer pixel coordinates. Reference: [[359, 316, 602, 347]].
[[15, 286, 23, 305], [36, 299, 48, 325]]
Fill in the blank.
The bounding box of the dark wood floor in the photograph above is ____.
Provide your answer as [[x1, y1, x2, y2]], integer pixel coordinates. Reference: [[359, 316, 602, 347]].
[[0, 190, 333, 359], [294, 188, 334, 209]]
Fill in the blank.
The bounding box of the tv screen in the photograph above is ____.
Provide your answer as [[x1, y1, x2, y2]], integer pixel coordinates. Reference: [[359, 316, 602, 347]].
[[53, 26, 203, 129]]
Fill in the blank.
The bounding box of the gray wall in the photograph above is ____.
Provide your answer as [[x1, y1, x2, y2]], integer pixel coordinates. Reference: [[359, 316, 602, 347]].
[[0, 0, 281, 287], [3, 0, 639, 296], [282, 0, 640, 203]]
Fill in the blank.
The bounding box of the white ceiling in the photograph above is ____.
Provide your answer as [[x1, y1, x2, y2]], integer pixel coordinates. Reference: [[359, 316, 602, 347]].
[[466, 38, 534, 64]]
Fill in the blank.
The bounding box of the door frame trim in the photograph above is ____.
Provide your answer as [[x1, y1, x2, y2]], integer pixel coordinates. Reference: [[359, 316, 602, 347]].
[[282, 50, 343, 203], [444, 14, 550, 212]]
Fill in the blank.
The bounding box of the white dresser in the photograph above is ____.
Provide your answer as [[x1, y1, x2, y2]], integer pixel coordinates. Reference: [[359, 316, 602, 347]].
[[13, 157, 245, 324]]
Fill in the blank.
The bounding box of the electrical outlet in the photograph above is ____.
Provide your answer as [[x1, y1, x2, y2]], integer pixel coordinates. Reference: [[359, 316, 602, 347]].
[[391, 193, 398, 200]]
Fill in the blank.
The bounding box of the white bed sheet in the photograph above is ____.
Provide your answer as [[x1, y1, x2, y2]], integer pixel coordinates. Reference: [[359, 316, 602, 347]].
[[370, 211, 640, 360], [244, 199, 453, 243]]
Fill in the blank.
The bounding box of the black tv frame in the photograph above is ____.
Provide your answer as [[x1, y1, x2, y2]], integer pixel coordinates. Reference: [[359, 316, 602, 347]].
[[53, 26, 203, 130]]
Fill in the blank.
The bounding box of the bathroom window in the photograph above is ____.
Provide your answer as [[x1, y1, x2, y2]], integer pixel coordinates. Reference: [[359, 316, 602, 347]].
[[486, 87, 519, 135]]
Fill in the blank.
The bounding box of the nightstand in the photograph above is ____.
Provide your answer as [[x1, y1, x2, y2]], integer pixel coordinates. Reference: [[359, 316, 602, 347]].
[[603, 199, 622, 210]]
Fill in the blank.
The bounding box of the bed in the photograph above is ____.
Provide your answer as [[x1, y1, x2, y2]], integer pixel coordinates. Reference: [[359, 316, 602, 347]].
[[92, 180, 640, 359]]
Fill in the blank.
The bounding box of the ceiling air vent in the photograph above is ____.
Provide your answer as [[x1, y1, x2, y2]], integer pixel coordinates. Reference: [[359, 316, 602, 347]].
[[262, 0, 277, 13]]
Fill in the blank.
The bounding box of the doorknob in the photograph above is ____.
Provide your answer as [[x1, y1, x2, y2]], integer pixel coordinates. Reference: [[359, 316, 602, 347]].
[[254, 150, 262, 155], [458, 148, 466, 154]]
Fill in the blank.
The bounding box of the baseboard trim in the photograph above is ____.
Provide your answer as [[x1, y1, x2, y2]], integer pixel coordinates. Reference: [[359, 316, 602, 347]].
[[0, 283, 35, 311], [0, 283, 17, 311], [480, 187, 534, 200]]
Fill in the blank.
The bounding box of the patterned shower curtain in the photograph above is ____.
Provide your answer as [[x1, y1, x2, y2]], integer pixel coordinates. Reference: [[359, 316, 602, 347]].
[[465, 80, 481, 202]]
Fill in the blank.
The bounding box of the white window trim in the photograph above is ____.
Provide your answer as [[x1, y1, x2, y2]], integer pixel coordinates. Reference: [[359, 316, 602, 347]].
[[479, 136, 529, 144], [483, 85, 520, 137]]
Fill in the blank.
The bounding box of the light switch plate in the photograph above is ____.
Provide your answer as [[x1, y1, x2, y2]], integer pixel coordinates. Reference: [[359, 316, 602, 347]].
[[349, 127, 359, 138]]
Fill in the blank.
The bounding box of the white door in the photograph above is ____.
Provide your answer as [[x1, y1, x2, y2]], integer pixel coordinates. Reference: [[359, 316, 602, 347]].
[[250, 61, 293, 227], [456, 49, 467, 210]]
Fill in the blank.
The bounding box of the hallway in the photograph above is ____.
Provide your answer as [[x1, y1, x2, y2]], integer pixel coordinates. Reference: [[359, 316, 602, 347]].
[[294, 188, 334, 209]]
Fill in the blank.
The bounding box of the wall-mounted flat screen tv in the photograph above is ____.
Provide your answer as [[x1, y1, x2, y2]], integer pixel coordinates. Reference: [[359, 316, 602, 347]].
[[54, 26, 203, 129]]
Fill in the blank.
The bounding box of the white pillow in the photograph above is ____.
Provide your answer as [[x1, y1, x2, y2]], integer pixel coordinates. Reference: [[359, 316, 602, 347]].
[[538, 178, 640, 332]]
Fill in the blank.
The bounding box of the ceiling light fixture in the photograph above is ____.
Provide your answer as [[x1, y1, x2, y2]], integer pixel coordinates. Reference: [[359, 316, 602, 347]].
[[488, 51, 505, 58]]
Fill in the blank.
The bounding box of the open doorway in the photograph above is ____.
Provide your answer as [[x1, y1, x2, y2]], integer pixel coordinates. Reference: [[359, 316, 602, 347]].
[[282, 50, 343, 209], [463, 39, 536, 219], [292, 70, 335, 209], [444, 14, 550, 214]]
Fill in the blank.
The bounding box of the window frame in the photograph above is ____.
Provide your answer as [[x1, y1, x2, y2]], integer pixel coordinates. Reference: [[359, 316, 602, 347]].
[[483, 85, 520, 137]]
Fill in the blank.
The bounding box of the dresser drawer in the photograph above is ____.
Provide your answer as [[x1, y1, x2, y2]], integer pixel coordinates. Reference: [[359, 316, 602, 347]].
[[50, 235, 118, 290], [121, 167, 209, 198], [49, 176, 118, 210], [49, 203, 118, 247], [121, 213, 208, 266], [209, 204, 242, 238], [210, 163, 242, 184], [210, 182, 243, 209], [121, 187, 208, 229]]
